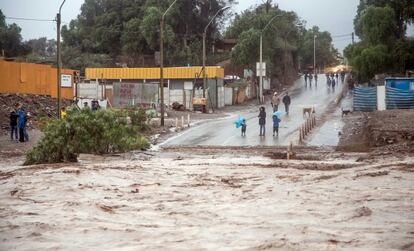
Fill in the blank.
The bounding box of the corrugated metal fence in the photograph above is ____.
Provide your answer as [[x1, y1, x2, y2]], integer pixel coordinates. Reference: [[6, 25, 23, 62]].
[[386, 86, 414, 109], [353, 86, 377, 112], [0, 60, 76, 99]]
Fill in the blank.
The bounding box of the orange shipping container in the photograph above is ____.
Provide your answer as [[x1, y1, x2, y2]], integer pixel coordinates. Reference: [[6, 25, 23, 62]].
[[0, 60, 77, 99]]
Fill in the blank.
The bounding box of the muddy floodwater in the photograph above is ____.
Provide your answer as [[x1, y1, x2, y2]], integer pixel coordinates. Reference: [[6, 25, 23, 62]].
[[1, 151, 413, 250]]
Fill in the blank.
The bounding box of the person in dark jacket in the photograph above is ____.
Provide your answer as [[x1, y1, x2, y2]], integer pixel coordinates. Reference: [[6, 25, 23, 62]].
[[17, 106, 26, 142], [9, 108, 19, 141], [258, 106, 266, 136], [23, 112, 29, 142], [272, 115, 281, 136], [282, 92, 291, 115], [241, 118, 247, 136]]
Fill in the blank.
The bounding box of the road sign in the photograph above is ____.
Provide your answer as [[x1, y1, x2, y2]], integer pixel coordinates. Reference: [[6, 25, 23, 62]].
[[61, 74, 72, 87], [256, 62, 266, 77]]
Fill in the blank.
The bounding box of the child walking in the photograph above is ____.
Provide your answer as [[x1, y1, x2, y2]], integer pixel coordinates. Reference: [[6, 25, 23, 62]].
[[272, 114, 281, 136]]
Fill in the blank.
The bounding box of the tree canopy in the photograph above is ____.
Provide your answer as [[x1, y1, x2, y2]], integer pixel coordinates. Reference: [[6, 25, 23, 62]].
[[225, 2, 338, 79], [61, 0, 235, 69], [345, 0, 414, 82], [0, 10, 30, 57]]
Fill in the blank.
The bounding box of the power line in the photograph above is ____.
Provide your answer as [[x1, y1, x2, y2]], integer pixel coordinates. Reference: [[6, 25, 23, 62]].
[[331, 33, 352, 38], [5, 16, 55, 22]]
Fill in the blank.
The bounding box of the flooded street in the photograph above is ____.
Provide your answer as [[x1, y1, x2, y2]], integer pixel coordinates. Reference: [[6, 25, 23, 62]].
[[1, 151, 413, 250], [163, 75, 344, 147]]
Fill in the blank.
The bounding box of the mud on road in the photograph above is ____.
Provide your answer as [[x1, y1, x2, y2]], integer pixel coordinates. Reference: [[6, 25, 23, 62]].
[[1, 147, 413, 251]]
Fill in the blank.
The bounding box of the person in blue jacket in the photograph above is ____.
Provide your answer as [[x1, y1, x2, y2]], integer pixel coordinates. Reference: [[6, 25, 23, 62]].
[[17, 106, 26, 142], [272, 114, 281, 136]]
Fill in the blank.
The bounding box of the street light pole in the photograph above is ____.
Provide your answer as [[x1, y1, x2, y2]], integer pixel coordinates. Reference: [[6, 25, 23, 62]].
[[56, 0, 66, 119], [160, 0, 178, 126], [203, 6, 230, 103], [259, 14, 281, 104], [313, 34, 317, 76]]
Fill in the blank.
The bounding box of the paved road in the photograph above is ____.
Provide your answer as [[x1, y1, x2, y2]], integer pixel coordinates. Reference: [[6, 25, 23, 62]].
[[162, 75, 344, 146]]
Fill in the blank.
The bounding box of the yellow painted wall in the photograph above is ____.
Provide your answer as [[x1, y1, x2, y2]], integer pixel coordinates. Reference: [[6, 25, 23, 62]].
[[0, 60, 76, 99], [85, 66, 224, 80]]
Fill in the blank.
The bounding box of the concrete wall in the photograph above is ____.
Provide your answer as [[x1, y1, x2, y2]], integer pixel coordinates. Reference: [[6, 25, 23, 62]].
[[224, 87, 233, 105]]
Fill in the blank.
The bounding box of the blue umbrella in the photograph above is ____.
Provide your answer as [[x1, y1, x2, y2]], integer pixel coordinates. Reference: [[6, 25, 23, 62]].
[[272, 111, 285, 117], [234, 116, 245, 128]]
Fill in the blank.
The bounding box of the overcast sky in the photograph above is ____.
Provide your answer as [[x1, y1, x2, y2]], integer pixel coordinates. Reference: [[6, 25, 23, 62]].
[[1, 0, 410, 53]]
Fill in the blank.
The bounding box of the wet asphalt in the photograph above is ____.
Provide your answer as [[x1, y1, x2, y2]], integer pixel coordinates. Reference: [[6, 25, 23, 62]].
[[162, 75, 345, 146]]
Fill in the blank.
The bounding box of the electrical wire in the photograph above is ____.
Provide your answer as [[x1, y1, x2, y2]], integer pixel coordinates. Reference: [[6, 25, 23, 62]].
[[331, 33, 352, 38], [5, 16, 55, 22]]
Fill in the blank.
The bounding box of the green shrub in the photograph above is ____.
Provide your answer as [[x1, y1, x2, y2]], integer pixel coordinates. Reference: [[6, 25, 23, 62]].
[[24, 108, 149, 165]]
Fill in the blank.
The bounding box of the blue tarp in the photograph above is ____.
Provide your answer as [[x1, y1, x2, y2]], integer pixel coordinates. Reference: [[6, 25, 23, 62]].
[[386, 86, 414, 109], [353, 86, 377, 112], [385, 78, 414, 91]]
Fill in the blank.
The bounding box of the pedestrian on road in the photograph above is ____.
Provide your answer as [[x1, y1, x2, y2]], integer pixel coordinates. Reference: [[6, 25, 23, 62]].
[[241, 118, 247, 136], [282, 92, 291, 115], [272, 114, 281, 136], [304, 73, 308, 84], [9, 107, 18, 141], [258, 106, 266, 136], [271, 92, 280, 112], [314, 74, 318, 83], [309, 74, 313, 84], [332, 77, 336, 92], [17, 106, 26, 142]]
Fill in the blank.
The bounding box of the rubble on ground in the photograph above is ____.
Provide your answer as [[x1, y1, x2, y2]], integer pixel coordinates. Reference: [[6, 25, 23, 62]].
[[338, 109, 414, 153], [0, 93, 71, 134]]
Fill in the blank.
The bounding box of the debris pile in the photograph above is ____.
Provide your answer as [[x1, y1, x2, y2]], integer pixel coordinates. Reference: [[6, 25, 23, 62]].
[[0, 93, 71, 134], [368, 110, 414, 149]]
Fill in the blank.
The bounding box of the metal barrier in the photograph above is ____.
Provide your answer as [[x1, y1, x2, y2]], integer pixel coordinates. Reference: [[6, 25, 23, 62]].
[[299, 115, 317, 143]]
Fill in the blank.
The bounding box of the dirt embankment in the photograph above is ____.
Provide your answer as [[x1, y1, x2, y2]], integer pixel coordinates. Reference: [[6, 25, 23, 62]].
[[337, 109, 414, 153]]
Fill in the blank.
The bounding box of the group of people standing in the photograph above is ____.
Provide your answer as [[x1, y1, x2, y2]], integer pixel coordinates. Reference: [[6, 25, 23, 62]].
[[257, 106, 281, 137], [257, 92, 291, 137], [304, 73, 318, 85], [9, 104, 29, 142]]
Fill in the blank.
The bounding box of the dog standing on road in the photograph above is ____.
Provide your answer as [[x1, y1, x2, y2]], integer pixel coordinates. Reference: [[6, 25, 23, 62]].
[[303, 106, 316, 117]]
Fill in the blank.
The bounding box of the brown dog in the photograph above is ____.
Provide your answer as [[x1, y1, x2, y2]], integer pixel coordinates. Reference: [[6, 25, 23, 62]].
[[303, 106, 316, 117]]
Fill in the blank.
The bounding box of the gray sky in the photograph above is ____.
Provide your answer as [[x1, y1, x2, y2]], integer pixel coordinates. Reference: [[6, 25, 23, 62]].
[[1, 0, 410, 53]]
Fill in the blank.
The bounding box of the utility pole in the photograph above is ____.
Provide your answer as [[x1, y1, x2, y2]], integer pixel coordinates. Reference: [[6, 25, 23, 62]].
[[313, 34, 316, 75], [259, 14, 283, 104], [160, 0, 178, 126], [203, 6, 230, 111], [56, 0, 66, 119]]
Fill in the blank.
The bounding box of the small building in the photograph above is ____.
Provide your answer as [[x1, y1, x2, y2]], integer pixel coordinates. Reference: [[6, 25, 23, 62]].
[[84, 66, 225, 110]]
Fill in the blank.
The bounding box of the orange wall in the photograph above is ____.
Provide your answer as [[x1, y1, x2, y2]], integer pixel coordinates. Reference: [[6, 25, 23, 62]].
[[0, 60, 76, 99]]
